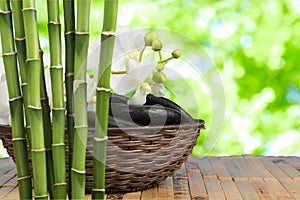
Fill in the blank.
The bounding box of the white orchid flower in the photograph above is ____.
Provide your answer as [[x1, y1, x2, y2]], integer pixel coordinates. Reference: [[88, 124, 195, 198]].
[[111, 61, 156, 106], [0, 57, 10, 125], [149, 80, 166, 97], [112, 27, 145, 72]]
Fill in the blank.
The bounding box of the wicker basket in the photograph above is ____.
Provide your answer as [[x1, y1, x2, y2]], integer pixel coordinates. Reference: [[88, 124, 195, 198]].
[[0, 120, 204, 193]]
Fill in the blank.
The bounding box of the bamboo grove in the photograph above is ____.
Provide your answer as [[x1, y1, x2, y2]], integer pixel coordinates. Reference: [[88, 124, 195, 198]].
[[0, 0, 119, 199]]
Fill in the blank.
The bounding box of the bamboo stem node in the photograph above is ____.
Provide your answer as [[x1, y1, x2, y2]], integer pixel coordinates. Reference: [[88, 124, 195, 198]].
[[74, 125, 88, 129], [25, 125, 31, 129], [22, 8, 36, 12], [96, 87, 111, 92], [50, 64, 63, 69], [54, 182, 67, 186], [52, 143, 65, 147], [17, 175, 31, 181], [75, 31, 89, 35], [73, 80, 86, 92], [48, 21, 61, 25], [31, 148, 46, 153], [65, 31, 75, 35], [9, 96, 23, 102], [52, 107, 65, 111], [66, 72, 74, 77], [93, 136, 108, 142], [2, 52, 17, 56], [0, 10, 11, 14], [67, 113, 75, 117], [102, 31, 116, 36], [21, 82, 28, 86], [46, 147, 52, 152], [40, 97, 48, 101], [71, 168, 86, 174], [26, 57, 40, 62], [12, 137, 26, 141], [92, 188, 105, 192], [27, 105, 42, 110], [15, 37, 26, 41], [34, 194, 49, 199]]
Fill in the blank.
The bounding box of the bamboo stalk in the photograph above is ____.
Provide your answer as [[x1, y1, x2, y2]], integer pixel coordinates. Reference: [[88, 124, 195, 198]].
[[63, 0, 75, 197], [46, 0, 67, 198], [22, 0, 48, 199], [0, 1, 32, 199], [92, 0, 119, 199], [39, 48, 55, 198], [71, 0, 91, 198], [11, 1, 55, 198]]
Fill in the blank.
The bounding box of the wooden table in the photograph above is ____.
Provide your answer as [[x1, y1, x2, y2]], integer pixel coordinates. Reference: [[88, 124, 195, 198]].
[[0, 155, 300, 199]]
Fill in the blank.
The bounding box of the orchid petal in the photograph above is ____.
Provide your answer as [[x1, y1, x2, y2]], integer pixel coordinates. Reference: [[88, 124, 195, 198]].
[[151, 82, 166, 97], [127, 63, 156, 84], [0, 82, 8, 105], [112, 48, 126, 71], [115, 27, 134, 52], [134, 33, 145, 51], [111, 73, 137, 95], [127, 84, 150, 106], [87, 45, 100, 71]]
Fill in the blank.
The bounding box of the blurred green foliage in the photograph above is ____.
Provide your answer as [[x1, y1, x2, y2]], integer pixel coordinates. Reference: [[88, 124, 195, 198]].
[[27, 0, 300, 156]]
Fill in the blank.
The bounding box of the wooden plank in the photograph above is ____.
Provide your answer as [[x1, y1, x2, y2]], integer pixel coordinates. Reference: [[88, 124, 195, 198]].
[[204, 178, 225, 200], [197, 157, 216, 179], [221, 157, 247, 180], [244, 156, 275, 180], [220, 179, 243, 200], [264, 179, 294, 199], [271, 158, 300, 181], [3, 175, 17, 187], [258, 157, 291, 180], [280, 179, 300, 199], [141, 186, 157, 200], [2, 186, 19, 200], [185, 158, 208, 200], [107, 193, 124, 199], [0, 169, 16, 186], [185, 156, 200, 173], [0, 186, 15, 199], [231, 156, 261, 179], [250, 178, 276, 199], [158, 177, 174, 200], [207, 157, 231, 180], [173, 164, 190, 199], [123, 191, 141, 200], [174, 164, 187, 179], [235, 179, 260, 200], [283, 156, 300, 171], [0, 159, 15, 177]]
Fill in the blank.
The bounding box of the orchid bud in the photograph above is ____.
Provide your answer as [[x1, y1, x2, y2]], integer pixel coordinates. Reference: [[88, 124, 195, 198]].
[[156, 63, 164, 71], [144, 31, 158, 46], [152, 39, 163, 51], [152, 71, 167, 83], [172, 49, 181, 58]]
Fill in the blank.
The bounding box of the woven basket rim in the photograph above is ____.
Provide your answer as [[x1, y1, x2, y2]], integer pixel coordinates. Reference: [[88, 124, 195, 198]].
[[0, 119, 205, 132]]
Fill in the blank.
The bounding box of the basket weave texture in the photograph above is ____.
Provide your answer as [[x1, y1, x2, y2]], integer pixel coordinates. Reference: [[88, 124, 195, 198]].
[[0, 121, 204, 193]]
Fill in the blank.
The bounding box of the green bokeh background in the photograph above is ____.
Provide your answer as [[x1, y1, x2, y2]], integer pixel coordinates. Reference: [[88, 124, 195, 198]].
[[1, 0, 300, 157]]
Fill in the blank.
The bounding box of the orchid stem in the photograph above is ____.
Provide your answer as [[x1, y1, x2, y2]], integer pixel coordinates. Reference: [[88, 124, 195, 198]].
[[160, 56, 173, 64], [111, 70, 127, 74], [158, 51, 162, 62], [139, 46, 145, 62]]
